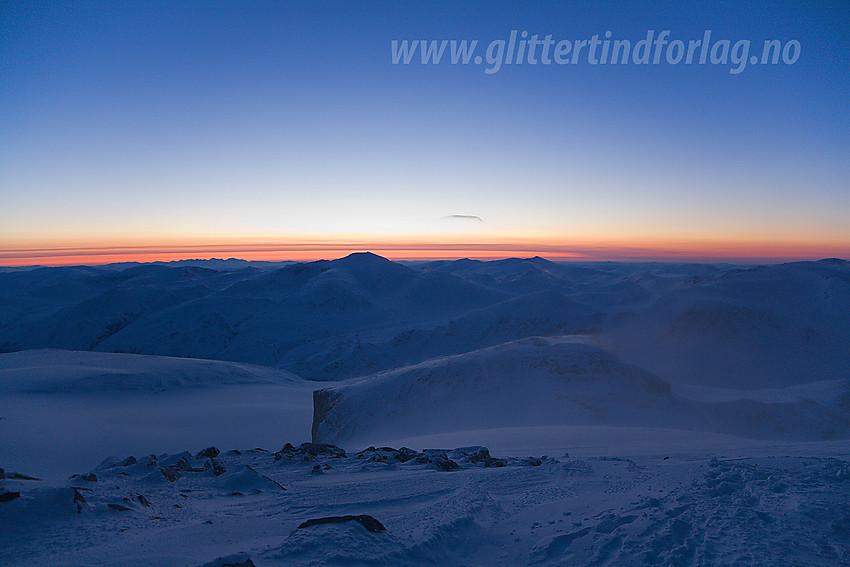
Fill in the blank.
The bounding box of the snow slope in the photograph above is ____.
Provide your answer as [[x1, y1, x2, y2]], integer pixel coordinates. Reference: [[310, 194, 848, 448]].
[[602, 259, 850, 388], [312, 337, 689, 445], [313, 337, 850, 446], [0, 350, 315, 482], [0, 349, 305, 394]]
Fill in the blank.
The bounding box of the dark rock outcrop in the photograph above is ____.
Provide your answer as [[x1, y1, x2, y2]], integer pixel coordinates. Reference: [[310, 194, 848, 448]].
[[174, 457, 204, 473], [0, 491, 20, 503], [357, 446, 421, 463], [72, 487, 86, 513], [205, 458, 226, 476], [70, 473, 97, 482], [7, 472, 40, 481], [159, 467, 182, 482], [274, 442, 346, 462], [415, 451, 460, 472], [196, 447, 220, 459], [311, 389, 339, 442], [457, 446, 507, 468], [298, 514, 387, 533]]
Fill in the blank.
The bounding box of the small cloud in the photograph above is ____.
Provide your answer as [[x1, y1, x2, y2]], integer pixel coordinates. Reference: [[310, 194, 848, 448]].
[[444, 214, 484, 222]]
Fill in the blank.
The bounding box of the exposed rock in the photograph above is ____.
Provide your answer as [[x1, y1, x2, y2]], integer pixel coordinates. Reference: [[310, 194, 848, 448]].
[[298, 514, 387, 533], [72, 488, 87, 504], [0, 491, 20, 503], [395, 447, 420, 463], [72, 487, 86, 513], [137, 494, 151, 507], [108, 503, 132, 511], [459, 447, 507, 468], [357, 446, 422, 463], [174, 457, 204, 473], [414, 451, 460, 472], [300, 442, 346, 458], [71, 473, 97, 482], [274, 442, 346, 461], [159, 467, 182, 482], [204, 458, 226, 476], [195, 556, 257, 567], [199, 554, 257, 567], [311, 389, 339, 442], [196, 446, 220, 459], [7, 472, 40, 481], [0, 467, 4, 479], [431, 454, 460, 472]]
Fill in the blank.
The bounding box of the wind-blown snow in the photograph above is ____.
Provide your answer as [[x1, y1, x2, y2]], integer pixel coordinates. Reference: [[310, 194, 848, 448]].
[[312, 338, 684, 445], [2, 254, 849, 565], [0, 350, 315, 482], [313, 336, 850, 446], [0, 349, 304, 394], [3, 437, 849, 566]]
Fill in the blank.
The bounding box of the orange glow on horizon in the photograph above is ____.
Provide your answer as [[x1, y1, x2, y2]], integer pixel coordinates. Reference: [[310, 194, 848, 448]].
[[1, 236, 848, 266]]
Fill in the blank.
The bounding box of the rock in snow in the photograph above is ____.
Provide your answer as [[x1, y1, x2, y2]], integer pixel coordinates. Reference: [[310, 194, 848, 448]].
[[298, 514, 387, 533]]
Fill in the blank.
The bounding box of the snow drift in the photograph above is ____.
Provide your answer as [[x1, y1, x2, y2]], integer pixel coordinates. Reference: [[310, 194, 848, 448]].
[[0, 349, 303, 394], [312, 337, 850, 446], [312, 338, 693, 445]]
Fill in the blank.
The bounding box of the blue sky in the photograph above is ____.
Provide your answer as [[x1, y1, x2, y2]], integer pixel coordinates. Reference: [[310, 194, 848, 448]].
[[1, 1, 848, 263]]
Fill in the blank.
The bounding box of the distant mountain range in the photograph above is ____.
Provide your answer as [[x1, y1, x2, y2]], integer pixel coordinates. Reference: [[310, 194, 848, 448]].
[[2, 253, 848, 391]]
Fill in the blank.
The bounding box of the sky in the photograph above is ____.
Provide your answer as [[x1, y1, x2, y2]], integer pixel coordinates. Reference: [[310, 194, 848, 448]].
[[1, 1, 848, 265]]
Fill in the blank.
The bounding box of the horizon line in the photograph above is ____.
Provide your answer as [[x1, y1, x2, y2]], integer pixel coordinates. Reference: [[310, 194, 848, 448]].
[[1, 242, 848, 268]]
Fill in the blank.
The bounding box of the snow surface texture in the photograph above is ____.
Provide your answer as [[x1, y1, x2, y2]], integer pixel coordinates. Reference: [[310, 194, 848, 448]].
[[1, 254, 850, 565], [2, 440, 849, 566]]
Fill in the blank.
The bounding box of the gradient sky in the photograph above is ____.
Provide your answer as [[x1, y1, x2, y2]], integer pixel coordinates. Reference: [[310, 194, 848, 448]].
[[1, 1, 848, 265]]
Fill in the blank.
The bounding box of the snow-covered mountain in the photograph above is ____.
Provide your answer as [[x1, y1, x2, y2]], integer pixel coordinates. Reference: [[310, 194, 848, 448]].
[[312, 336, 850, 446], [602, 259, 850, 388], [2, 254, 850, 565], [4, 254, 848, 388], [312, 338, 685, 445]]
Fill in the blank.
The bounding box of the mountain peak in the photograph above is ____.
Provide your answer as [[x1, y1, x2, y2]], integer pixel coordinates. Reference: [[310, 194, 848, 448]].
[[341, 251, 386, 261]]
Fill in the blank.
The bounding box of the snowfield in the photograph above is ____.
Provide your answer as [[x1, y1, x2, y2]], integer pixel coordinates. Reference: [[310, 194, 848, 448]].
[[1, 254, 849, 565], [3, 438, 849, 566], [0, 350, 315, 483]]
